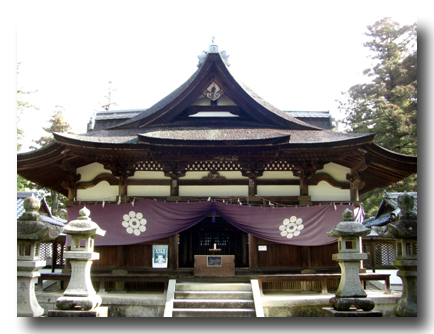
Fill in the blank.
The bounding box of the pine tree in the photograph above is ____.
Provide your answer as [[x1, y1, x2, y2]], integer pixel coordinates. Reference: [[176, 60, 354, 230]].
[[337, 18, 417, 217], [29, 105, 73, 219], [30, 105, 73, 149]]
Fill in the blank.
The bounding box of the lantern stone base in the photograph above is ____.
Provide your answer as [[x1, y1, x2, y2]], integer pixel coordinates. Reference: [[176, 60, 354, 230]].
[[393, 259, 417, 317], [17, 260, 46, 317], [322, 308, 382, 317], [48, 306, 108, 317], [330, 296, 375, 312], [56, 294, 102, 311]]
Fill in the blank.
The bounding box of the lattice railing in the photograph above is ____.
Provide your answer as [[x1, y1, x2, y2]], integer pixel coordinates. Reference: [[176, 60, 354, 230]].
[[362, 241, 397, 269], [374, 243, 396, 266], [134, 160, 299, 172]]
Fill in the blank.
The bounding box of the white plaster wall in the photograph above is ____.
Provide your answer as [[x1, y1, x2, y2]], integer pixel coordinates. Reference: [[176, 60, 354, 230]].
[[76, 181, 118, 201], [76, 162, 108, 182], [309, 181, 350, 202], [128, 186, 170, 197], [191, 97, 211, 106], [217, 95, 237, 106], [257, 185, 299, 197], [321, 163, 350, 182], [129, 171, 166, 180], [260, 171, 297, 180], [179, 185, 248, 197]]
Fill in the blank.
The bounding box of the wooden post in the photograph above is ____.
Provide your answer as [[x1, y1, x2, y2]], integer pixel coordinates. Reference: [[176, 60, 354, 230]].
[[169, 234, 179, 270], [119, 176, 128, 197], [248, 177, 257, 196], [346, 173, 365, 203], [170, 178, 179, 197], [249, 234, 258, 270], [116, 246, 125, 269]]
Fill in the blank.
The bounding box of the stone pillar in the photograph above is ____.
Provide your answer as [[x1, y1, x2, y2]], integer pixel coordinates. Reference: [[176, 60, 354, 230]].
[[49, 207, 106, 317], [325, 209, 376, 313], [374, 192, 417, 317], [17, 194, 63, 317]]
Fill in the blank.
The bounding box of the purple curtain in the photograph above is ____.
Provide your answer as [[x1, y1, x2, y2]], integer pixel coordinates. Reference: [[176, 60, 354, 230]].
[[66, 199, 363, 247], [214, 202, 361, 246]]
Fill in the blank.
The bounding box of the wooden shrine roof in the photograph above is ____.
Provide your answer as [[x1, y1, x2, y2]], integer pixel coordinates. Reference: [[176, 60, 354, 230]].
[[52, 125, 374, 147], [17, 45, 417, 197]]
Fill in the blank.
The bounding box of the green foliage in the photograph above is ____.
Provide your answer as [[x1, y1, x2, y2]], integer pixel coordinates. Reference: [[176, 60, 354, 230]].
[[337, 18, 417, 217]]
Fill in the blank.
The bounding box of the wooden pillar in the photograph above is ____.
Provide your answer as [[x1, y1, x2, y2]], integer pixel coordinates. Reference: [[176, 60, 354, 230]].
[[119, 176, 128, 197], [51, 242, 57, 273], [248, 177, 257, 196], [163, 162, 186, 198], [116, 245, 125, 269], [293, 162, 318, 205], [346, 173, 365, 203], [301, 246, 311, 268], [249, 234, 258, 270], [170, 178, 179, 197], [169, 234, 179, 270], [241, 161, 264, 198]]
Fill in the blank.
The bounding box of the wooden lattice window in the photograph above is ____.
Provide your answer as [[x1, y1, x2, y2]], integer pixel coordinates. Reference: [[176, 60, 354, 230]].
[[362, 243, 371, 268]]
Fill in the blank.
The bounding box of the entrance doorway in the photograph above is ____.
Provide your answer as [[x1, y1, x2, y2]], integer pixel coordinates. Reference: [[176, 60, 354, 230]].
[[178, 217, 249, 268]]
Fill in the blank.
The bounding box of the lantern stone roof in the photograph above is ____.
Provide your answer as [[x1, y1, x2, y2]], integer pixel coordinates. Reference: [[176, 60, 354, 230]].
[[17, 191, 66, 227], [17, 44, 417, 197]]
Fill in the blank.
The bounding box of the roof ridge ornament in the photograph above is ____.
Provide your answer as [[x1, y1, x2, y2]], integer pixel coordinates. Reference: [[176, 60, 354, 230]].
[[197, 37, 230, 67]]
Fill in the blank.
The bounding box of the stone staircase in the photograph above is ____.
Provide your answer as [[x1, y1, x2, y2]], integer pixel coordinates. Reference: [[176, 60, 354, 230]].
[[164, 280, 264, 317]]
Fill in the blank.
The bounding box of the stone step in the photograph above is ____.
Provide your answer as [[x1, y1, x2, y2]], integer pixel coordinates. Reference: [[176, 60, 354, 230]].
[[175, 282, 252, 291], [173, 299, 254, 309], [175, 290, 253, 299], [172, 308, 256, 317]]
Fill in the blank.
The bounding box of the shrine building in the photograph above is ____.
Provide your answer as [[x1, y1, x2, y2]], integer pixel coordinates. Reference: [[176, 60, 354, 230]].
[[17, 41, 417, 284]]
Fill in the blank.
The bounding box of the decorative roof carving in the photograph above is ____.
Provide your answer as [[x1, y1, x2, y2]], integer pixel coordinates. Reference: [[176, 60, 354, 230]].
[[197, 37, 230, 67], [203, 82, 224, 101]]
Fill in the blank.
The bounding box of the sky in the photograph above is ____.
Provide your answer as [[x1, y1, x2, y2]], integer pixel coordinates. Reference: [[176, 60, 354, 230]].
[[13, 6, 419, 152]]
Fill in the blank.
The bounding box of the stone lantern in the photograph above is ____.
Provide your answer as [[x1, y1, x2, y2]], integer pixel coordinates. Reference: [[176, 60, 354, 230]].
[[326, 208, 375, 312], [51, 207, 106, 315], [17, 194, 63, 317], [374, 192, 417, 317]]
